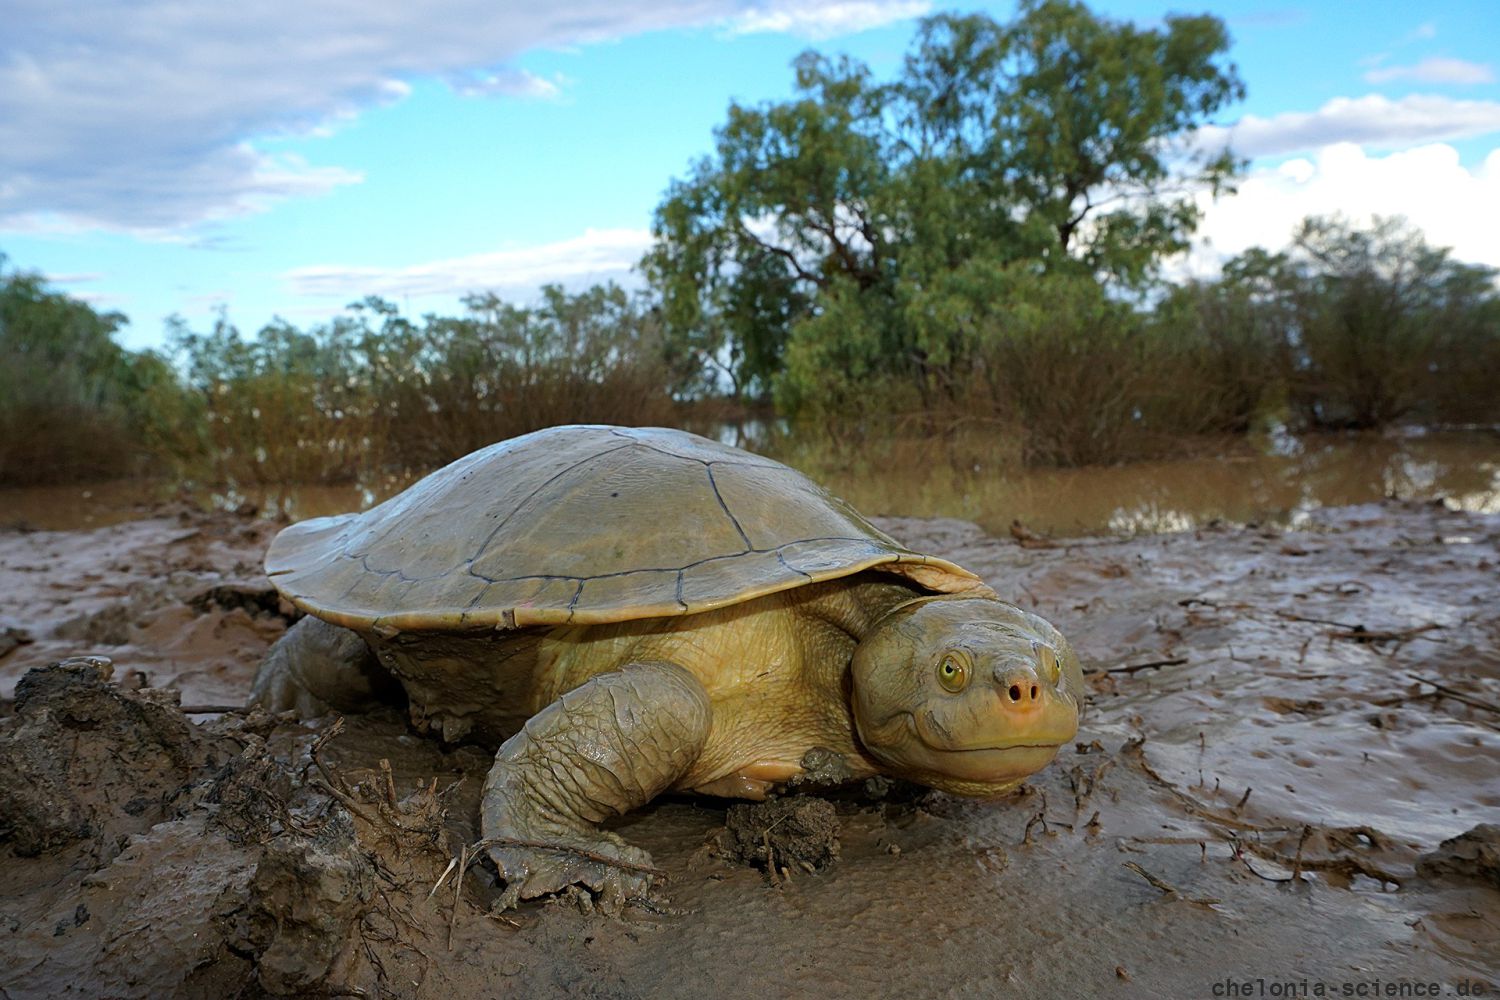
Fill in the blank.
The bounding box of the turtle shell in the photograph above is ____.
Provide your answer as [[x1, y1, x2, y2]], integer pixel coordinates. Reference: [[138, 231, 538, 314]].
[[265, 425, 988, 633]]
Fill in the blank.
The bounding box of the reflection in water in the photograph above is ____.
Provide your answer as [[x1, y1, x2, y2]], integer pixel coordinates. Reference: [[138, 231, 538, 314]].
[[794, 429, 1500, 537], [2, 429, 1497, 537]]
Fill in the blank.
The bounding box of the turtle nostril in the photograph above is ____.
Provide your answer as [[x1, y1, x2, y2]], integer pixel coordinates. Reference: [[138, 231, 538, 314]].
[[1008, 683, 1022, 702], [1030, 684, 1038, 700]]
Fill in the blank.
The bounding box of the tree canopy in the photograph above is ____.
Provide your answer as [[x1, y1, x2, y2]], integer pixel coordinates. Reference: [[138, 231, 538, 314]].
[[644, 0, 1245, 400]]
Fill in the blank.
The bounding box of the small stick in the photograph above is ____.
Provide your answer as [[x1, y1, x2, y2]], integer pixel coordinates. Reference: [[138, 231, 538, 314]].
[[1405, 673, 1500, 715], [310, 778, 381, 828], [1124, 861, 1222, 905], [180, 704, 250, 714], [484, 910, 522, 930], [1235, 787, 1253, 811], [307, 717, 353, 795], [1290, 825, 1312, 882], [379, 758, 399, 809], [1328, 624, 1442, 644], [763, 830, 780, 888], [310, 716, 346, 756], [1123, 861, 1178, 895], [1276, 611, 1358, 629], [427, 857, 459, 900], [1096, 657, 1187, 676], [448, 843, 467, 951], [1237, 851, 1294, 883]]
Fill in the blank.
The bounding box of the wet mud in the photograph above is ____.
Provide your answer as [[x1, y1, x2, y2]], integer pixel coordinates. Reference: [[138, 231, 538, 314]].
[[718, 798, 841, 880], [1, 500, 1497, 997]]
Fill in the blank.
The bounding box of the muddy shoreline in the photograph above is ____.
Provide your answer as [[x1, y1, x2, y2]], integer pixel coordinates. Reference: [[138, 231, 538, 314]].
[[1, 501, 1497, 997]]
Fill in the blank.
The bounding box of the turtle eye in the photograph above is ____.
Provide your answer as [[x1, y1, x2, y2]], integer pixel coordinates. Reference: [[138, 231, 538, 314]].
[[1035, 644, 1062, 684], [936, 655, 969, 693]]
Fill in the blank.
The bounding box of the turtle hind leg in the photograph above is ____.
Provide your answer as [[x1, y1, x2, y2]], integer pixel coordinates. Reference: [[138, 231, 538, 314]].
[[250, 616, 402, 716]]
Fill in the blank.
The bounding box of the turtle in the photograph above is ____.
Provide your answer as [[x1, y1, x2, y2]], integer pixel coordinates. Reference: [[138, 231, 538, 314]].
[[251, 424, 1083, 911]]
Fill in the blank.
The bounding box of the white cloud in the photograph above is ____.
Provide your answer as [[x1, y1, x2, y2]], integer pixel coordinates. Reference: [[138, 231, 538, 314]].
[[1177, 142, 1500, 279], [284, 227, 653, 300], [40, 271, 105, 286], [447, 67, 564, 99], [1195, 94, 1500, 159], [1226, 9, 1308, 29], [729, 1, 929, 39], [1364, 57, 1495, 85], [0, 1, 919, 234]]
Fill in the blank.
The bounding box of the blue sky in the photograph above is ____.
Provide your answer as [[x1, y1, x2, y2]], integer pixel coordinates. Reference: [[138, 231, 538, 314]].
[[3, 1, 1499, 351]]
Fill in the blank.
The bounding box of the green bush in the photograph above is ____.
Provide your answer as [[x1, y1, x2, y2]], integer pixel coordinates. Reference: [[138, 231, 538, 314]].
[[166, 284, 678, 486], [0, 263, 188, 485]]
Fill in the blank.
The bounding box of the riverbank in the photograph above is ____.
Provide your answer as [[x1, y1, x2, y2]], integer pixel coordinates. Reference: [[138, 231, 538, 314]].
[[0, 500, 1496, 996]]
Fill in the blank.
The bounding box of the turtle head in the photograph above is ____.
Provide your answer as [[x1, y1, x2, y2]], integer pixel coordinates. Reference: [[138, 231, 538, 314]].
[[850, 594, 1083, 797]]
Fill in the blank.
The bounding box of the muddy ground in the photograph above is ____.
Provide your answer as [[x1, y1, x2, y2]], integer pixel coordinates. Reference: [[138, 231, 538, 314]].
[[0, 500, 1496, 998]]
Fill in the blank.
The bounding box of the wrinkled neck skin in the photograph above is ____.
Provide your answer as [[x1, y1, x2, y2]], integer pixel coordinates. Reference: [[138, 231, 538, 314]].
[[850, 593, 1084, 798]]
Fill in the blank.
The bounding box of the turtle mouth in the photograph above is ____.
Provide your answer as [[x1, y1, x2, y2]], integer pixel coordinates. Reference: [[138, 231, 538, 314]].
[[910, 712, 1076, 755], [944, 741, 1066, 753]]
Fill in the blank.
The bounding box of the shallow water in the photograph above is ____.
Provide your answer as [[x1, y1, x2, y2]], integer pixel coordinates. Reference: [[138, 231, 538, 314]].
[[818, 427, 1500, 537], [2, 427, 1497, 536]]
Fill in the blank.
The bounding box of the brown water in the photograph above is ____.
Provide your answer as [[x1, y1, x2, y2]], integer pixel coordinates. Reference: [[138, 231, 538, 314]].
[[2, 428, 1497, 536]]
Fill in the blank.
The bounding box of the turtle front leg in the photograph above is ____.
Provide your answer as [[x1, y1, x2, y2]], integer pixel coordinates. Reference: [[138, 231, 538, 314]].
[[482, 661, 710, 914]]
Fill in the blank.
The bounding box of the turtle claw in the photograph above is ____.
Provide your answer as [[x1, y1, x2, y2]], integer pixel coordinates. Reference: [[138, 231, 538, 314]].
[[488, 838, 662, 916]]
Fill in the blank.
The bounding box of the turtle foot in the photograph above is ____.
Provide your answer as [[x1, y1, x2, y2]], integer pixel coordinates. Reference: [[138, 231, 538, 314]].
[[485, 834, 664, 916], [250, 616, 394, 717]]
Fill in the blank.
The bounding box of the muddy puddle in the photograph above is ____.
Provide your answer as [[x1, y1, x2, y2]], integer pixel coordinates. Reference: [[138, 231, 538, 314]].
[[0, 498, 1496, 997], [3, 428, 1498, 537]]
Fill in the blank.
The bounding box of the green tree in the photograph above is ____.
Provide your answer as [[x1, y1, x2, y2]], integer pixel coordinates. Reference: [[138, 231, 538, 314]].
[[645, 1, 1244, 399], [1284, 216, 1500, 428]]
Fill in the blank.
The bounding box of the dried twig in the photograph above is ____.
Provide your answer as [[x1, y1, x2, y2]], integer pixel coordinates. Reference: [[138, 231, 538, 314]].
[[1405, 673, 1500, 715], [309, 778, 381, 828], [379, 758, 399, 809], [1290, 825, 1312, 882], [427, 857, 459, 901], [1021, 789, 1051, 845], [1276, 611, 1358, 629], [1095, 657, 1187, 676], [763, 829, 780, 888], [1124, 861, 1177, 895], [448, 843, 467, 951], [1328, 623, 1442, 644]]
